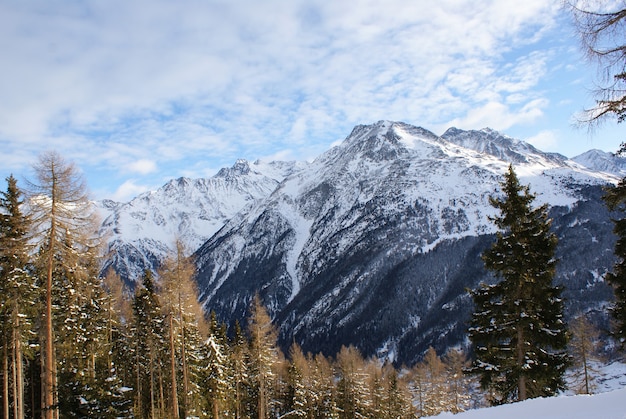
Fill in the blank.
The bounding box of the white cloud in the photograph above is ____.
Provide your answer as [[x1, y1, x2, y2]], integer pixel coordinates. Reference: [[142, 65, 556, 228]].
[[446, 99, 548, 132], [111, 180, 150, 202], [525, 130, 560, 151], [0, 0, 588, 199], [127, 159, 157, 175]]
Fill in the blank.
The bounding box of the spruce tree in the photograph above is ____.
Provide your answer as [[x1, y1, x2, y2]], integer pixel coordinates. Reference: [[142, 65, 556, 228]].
[[131, 270, 166, 419], [0, 175, 36, 419], [201, 312, 232, 419], [603, 177, 626, 345], [229, 320, 250, 419], [468, 165, 569, 404]]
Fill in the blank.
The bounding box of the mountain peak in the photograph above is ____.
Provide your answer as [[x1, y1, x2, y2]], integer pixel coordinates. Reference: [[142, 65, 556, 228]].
[[216, 159, 251, 178], [572, 149, 626, 176], [337, 121, 441, 162], [441, 127, 566, 165]]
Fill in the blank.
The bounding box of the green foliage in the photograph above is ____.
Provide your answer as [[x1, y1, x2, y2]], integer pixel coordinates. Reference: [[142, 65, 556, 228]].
[[603, 177, 626, 345], [0, 175, 38, 419], [131, 269, 167, 419], [468, 165, 569, 404]]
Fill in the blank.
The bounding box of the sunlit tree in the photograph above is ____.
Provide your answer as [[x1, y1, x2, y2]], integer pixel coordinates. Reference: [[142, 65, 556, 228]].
[[27, 151, 99, 419]]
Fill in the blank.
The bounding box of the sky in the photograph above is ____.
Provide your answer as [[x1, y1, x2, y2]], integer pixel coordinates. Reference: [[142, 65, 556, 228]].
[[1, 0, 625, 201]]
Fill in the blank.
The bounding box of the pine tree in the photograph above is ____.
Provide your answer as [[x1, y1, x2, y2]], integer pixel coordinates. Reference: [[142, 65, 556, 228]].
[[364, 357, 385, 419], [383, 365, 413, 419], [335, 345, 369, 419], [229, 320, 250, 419], [311, 352, 339, 419], [569, 314, 601, 395], [409, 347, 447, 417], [102, 269, 135, 417], [442, 348, 472, 414], [131, 270, 166, 419], [247, 294, 281, 419], [603, 177, 626, 346], [284, 344, 311, 419], [158, 241, 206, 418], [201, 312, 232, 419], [468, 165, 569, 404], [0, 175, 37, 419], [26, 151, 99, 419]]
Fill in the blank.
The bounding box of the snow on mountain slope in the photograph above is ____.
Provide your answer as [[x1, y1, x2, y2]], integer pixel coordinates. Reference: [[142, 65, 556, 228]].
[[194, 121, 618, 364], [441, 127, 568, 166], [97, 159, 306, 283], [572, 149, 626, 177]]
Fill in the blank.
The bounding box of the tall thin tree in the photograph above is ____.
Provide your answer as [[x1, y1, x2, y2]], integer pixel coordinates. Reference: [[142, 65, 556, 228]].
[[247, 295, 281, 419], [158, 240, 205, 419], [603, 179, 626, 346], [26, 151, 98, 419], [131, 269, 169, 419], [569, 314, 601, 394], [0, 175, 36, 419]]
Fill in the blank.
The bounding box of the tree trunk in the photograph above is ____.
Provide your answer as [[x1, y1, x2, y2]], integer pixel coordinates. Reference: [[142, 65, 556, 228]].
[[517, 327, 527, 401], [135, 339, 142, 419], [212, 396, 220, 419], [158, 366, 165, 419], [168, 315, 179, 419], [181, 327, 189, 418], [149, 349, 155, 419], [3, 342, 9, 419], [179, 303, 189, 418], [13, 316, 24, 419], [258, 381, 265, 419], [15, 325, 23, 419], [42, 229, 55, 419], [582, 348, 590, 394]]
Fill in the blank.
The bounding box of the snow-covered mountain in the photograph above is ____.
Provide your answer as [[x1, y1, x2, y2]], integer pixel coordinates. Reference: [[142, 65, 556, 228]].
[[192, 121, 619, 365], [97, 120, 622, 366], [571, 149, 626, 177], [97, 159, 305, 282]]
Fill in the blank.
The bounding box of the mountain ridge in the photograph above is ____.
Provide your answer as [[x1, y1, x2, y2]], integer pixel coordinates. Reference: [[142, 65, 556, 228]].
[[97, 158, 306, 282]]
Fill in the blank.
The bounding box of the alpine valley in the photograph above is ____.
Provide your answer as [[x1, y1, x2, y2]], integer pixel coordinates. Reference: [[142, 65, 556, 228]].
[[98, 121, 623, 366]]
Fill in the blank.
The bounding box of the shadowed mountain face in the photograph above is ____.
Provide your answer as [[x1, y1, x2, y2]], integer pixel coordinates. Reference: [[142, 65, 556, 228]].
[[190, 121, 618, 365]]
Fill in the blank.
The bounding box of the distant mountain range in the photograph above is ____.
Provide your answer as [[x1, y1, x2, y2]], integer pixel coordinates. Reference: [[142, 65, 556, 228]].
[[571, 149, 626, 177], [98, 121, 622, 365], [97, 159, 306, 281]]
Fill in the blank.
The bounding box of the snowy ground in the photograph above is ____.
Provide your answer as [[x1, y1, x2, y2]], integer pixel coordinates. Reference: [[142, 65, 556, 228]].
[[428, 361, 626, 419], [430, 388, 626, 419]]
